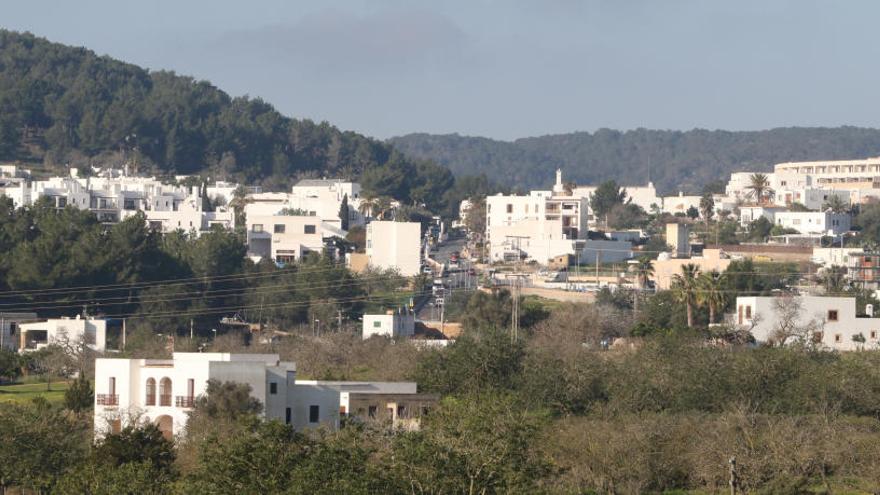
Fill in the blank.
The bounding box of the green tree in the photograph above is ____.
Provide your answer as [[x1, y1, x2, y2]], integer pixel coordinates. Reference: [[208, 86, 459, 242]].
[[746, 173, 774, 205], [589, 180, 628, 227], [0, 349, 21, 384], [338, 193, 350, 231], [671, 264, 701, 328], [64, 373, 94, 413], [697, 270, 727, 324]]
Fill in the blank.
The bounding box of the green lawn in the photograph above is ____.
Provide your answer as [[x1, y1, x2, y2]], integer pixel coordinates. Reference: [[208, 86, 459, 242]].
[[0, 380, 69, 405]]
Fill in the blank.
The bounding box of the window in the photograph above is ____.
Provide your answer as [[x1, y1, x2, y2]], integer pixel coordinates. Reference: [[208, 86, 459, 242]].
[[871, 331, 877, 340], [368, 405, 377, 418], [274, 224, 285, 234], [506, 204, 513, 213], [252, 224, 263, 233], [373, 321, 382, 328], [285, 407, 291, 424], [828, 310, 838, 322], [270, 382, 278, 395], [397, 405, 407, 418], [745, 306, 752, 319], [145, 378, 156, 406], [812, 332, 823, 343], [834, 333, 842, 343], [109, 377, 116, 395], [304, 225, 316, 234], [309, 405, 320, 423]]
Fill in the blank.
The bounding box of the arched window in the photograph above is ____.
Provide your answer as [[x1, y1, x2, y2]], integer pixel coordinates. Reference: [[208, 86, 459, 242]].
[[145, 378, 156, 406], [159, 377, 172, 406]]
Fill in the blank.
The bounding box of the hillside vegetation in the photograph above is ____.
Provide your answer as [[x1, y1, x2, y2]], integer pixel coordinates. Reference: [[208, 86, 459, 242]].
[[0, 30, 458, 211], [390, 127, 880, 194]]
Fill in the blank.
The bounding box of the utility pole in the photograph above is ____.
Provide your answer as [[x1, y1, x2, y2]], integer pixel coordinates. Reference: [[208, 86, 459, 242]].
[[122, 318, 127, 351], [337, 310, 343, 332], [595, 249, 601, 286], [190, 319, 194, 340]]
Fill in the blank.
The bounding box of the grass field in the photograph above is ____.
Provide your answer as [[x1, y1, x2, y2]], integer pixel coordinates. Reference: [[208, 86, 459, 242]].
[[0, 380, 69, 405]]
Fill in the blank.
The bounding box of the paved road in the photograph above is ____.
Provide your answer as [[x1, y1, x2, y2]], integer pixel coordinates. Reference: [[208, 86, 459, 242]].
[[418, 233, 477, 321]]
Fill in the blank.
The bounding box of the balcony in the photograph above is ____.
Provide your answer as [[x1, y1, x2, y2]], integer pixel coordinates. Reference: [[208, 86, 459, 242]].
[[175, 396, 195, 408], [96, 394, 119, 406], [159, 394, 172, 407]]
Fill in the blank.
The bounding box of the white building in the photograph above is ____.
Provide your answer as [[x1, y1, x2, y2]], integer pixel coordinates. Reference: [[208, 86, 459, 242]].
[[774, 187, 851, 210], [366, 221, 422, 276], [734, 296, 879, 351], [93, 352, 435, 439], [288, 179, 364, 228], [572, 180, 661, 216], [362, 309, 416, 340], [773, 211, 851, 235], [739, 205, 788, 227], [811, 247, 864, 269], [18, 316, 108, 352], [486, 171, 589, 264], [774, 157, 880, 191], [246, 211, 328, 263]]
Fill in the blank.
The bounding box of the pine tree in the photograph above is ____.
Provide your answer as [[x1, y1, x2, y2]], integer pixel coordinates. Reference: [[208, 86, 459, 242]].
[[64, 373, 93, 413]]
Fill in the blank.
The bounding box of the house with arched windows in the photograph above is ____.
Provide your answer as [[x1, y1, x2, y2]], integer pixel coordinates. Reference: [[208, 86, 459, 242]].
[[94, 352, 435, 439]]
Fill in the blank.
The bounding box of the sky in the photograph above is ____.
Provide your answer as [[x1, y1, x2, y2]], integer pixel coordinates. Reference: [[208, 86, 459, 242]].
[[3, 0, 880, 141]]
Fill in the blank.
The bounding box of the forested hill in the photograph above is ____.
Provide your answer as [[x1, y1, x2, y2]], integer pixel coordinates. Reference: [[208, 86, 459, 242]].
[[0, 30, 456, 209], [390, 127, 880, 194]]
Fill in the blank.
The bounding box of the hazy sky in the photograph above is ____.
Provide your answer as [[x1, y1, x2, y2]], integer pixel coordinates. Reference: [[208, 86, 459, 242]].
[[3, 0, 880, 140]]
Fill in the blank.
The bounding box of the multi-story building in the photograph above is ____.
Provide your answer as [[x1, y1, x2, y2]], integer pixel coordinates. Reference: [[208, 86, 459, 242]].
[[245, 211, 337, 264], [486, 171, 589, 264], [93, 352, 435, 438], [848, 252, 880, 290], [18, 316, 108, 352], [734, 296, 879, 351], [774, 157, 880, 190], [366, 221, 422, 276]]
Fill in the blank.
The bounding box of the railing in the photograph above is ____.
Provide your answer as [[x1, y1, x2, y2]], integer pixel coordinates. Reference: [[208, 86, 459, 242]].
[[96, 394, 119, 406], [145, 396, 156, 406], [159, 394, 172, 407], [175, 396, 195, 408]]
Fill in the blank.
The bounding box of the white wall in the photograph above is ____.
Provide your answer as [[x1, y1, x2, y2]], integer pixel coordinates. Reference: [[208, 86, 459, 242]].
[[366, 221, 422, 276]]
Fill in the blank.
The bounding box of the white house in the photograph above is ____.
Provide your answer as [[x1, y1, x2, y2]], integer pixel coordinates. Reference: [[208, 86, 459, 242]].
[[661, 192, 702, 217], [362, 309, 415, 340], [739, 205, 787, 227], [246, 211, 328, 263], [94, 353, 295, 438], [774, 187, 851, 210], [811, 247, 865, 269], [366, 221, 422, 276], [19, 316, 107, 352], [773, 211, 851, 235], [733, 296, 879, 351], [93, 352, 436, 439]]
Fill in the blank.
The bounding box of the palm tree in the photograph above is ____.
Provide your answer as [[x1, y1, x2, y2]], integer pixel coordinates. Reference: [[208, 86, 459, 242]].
[[823, 195, 849, 214], [699, 193, 714, 224], [635, 256, 654, 289], [746, 173, 774, 205], [697, 270, 727, 324], [671, 263, 701, 328]]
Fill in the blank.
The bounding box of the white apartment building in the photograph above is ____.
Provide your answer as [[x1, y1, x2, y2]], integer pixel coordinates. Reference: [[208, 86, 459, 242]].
[[811, 247, 865, 268], [289, 179, 364, 228], [94, 352, 436, 438], [734, 296, 879, 351], [486, 171, 589, 264], [775, 157, 880, 190], [366, 221, 422, 276], [0, 312, 37, 351], [362, 309, 415, 340], [18, 316, 108, 352], [773, 211, 851, 235]]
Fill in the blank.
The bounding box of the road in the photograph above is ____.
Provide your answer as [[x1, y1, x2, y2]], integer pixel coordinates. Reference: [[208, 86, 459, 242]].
[[417, 233, 478, 321]]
